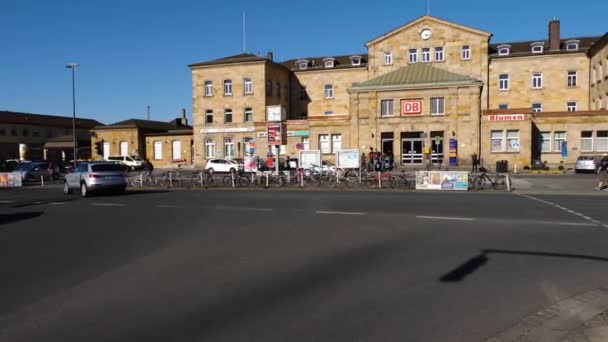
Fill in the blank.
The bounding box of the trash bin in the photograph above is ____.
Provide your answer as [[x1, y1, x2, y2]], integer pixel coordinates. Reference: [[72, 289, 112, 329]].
[[496, 160, 508, 173]]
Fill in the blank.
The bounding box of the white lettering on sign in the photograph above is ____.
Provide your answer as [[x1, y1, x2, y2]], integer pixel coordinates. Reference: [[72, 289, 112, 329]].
[[401, 100, 422, 115], [488, 114, 525, 121]]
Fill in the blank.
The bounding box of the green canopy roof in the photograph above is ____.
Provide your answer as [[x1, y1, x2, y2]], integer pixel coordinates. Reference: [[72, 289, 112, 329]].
[[349, 63, 481, 92]]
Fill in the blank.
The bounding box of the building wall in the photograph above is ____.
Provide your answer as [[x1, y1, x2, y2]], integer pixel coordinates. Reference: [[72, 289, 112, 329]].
[[489, 53, 590, 111], [0, 123, 89, 160], [91, 128, 140, 160], [590, 43, 608, 110], [144, 134, 193, 168]]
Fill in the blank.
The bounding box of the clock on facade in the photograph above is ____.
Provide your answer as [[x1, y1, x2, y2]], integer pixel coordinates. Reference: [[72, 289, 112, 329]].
[[420, 29, 432, 40]]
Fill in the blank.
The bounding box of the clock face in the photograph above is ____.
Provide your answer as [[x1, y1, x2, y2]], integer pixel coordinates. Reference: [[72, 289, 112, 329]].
[[421, 29, 432, 40]]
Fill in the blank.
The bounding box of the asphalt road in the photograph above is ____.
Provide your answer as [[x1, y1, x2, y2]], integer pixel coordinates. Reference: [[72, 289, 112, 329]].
[[1, 187, 608, 341]]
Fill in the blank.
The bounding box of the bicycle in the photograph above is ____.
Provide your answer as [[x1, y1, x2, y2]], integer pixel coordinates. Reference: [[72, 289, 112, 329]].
[[366, 170, 393, 189], [391, 170, 414, 189], [158, 169, 183, 188], [468, 167, 507, 190]]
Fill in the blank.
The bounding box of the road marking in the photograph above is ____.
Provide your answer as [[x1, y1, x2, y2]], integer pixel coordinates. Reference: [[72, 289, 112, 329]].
[[48, 202, 66, 205], [91, 202, 126, 207], [416, 215, 474, 221], [316, 211, 367, 216], [214, 205, 273, 212], [0, 200, 14, 204], [536, 221, 597, 227], [155, 204, 186, 208], [517, 194, 608, 228]]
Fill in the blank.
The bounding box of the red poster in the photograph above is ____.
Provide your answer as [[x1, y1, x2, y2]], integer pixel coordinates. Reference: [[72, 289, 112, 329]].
[[267, 123, 281, 146]]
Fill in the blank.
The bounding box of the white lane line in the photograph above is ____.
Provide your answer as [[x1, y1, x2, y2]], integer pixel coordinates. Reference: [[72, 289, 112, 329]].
[[0, 200, 14, 204], [416, 215, 474, 221], [316, 211, 367, 216], [214, 205, 273, 212], [91, 202, 126, 207], [517, 193, 607, 228], [536, 221, 598, 227], [155, 204, 186, 208], [48, 202, 66, 205]]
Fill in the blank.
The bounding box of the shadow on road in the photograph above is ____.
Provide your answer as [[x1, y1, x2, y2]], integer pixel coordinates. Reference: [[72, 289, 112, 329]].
[[0, 211, 43, 225], [439, 249, 608, 283]]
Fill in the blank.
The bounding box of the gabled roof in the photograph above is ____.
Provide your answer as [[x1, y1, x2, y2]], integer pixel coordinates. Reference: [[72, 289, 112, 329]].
[[280, 54, 368, 71], [0, 111, 102, 129], [588, 33, 608, 57], [366, 15, 491, 47], [490, 36, 602, 58], [189, 53, 269, 68], [93, 119, 187, 131], [349, 63, 481, 92]]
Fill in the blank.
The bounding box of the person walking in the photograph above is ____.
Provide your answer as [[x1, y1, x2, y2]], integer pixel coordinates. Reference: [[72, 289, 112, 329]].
[[596, 154, 608, 190], [471, 153, 479, 172], [361, 152, 367, 172]]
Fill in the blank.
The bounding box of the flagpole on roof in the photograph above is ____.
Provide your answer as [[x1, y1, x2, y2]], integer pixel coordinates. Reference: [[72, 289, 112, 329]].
[[242, 11, 246, 52]]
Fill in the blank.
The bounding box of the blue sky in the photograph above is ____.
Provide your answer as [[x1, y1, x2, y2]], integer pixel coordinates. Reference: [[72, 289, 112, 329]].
[[1, 0, 606, 125]]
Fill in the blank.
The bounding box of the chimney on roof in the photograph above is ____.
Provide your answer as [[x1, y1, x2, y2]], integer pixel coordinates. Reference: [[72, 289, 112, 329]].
[[180, 108, 188, 126], [266, 51, 273, 61], [549, 18, 560, 51]]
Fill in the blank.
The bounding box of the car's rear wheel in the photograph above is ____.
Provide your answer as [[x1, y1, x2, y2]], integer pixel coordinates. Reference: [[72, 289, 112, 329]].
[[80, 183, 89, 197], [63, 181, 72, 195]]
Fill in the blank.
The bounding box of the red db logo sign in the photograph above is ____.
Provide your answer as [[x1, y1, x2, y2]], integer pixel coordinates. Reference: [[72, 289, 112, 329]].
[[401, 100, 422, 115]]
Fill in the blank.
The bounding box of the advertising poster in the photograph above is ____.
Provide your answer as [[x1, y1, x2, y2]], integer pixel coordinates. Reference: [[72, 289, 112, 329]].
[[299, 150, 321, 170], [336, 149, 360, 169], [0, 172, 23, 188], [244, 156, 257, 172], [415, 171, 468, 191], [267, 123, 281, 146]]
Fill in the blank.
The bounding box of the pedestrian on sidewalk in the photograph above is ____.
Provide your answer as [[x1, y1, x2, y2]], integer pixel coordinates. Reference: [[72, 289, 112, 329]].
[[596, 154, 608, 190], [471, 153, 479, 172]]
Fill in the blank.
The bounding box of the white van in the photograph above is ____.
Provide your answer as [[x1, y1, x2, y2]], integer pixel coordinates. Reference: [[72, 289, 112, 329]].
[[105, 155, 144, 170]]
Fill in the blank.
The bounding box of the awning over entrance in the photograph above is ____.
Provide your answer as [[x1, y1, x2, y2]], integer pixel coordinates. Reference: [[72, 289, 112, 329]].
[[43, 135, 90, 149]]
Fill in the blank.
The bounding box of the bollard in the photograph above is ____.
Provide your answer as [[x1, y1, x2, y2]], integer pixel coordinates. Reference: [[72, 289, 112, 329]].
[[169, 172, 173, 188], [251, 173, 255, 185], [506, 174, 512, 192], [265, 173, 269, 188], [231, 171, 235, 188], [514, 164, 518, 174], [378, 171, 381, 189], [200, 172, 204, 188], [300, 172, 304, 187], [139, 173, 143, 187], [41, 175, 44, 187]]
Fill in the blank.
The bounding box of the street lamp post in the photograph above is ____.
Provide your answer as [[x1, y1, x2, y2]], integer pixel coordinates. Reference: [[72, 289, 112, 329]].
[[66, 63, 78, 168]]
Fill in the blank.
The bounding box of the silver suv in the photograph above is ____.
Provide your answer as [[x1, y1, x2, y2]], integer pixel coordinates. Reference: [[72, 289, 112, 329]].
[[63, 162, 127, 197]]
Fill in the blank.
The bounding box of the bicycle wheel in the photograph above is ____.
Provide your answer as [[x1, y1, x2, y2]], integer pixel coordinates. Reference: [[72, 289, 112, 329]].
[[238, 176, 250, 187], [223, 175, 234, 186], [391, 176, 403, 189], [367, 176, 379, 189], [492, 176, 507, 190]]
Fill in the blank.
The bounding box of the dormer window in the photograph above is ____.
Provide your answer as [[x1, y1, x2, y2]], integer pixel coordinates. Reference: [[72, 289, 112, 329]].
[[497, 44, 511, 56], [349, 55, 362, 66], [565, 40, 580, 51], [531, 42, 544, 54], [297, 59, 308, 70], [323, 58, 335, 68]]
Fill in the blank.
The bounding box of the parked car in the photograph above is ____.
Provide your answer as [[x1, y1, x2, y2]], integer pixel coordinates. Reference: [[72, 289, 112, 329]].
[[63, 162, 127, 197], [105, 155, 144, 170], [575, 155, 601, 173], [15, 161, 59, 181], [205, 158, 244, 174]]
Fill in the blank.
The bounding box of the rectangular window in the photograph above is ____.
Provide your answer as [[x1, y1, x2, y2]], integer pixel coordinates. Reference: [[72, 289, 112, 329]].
[[205, 110, 213, 124], [540, 132, 551, 152], [384, 52, 392, 65], [597, 131, 608, 152], [506, 130, 520, 152], [581, 131, 593, 152], [532, 72, 543, 89], [567, 101, 577, 112], [498, 104, 509, 110], [224, 138, 235, 159], [224, 109, 233, 123], [244, 78, 253, 94], [434, 47, 444, 61], [567, 71, 577, 87], [302, 137, 310, 150], [319, 134, 330, 154], [120, 141, 128, 156], [430, 97, 445, 115], [223, 79, 232, 95], [380, 99, 394, 117], [461, 45, 471, 60], [204, 80, 213, 96], [422, 48, 431, 62], [205, 139, 215, 158], [499, 74, 509, 90], [532, 103, 542, 112], [172, 140, 182, 160], [408, 49, 418, 63], [491, 130, 503, 152], [553, 131, 566, 152], [331, 134, 342, 153], [244, 107, 253, 122], [153, 141, 163, 160], [324, 84, 333, 99]]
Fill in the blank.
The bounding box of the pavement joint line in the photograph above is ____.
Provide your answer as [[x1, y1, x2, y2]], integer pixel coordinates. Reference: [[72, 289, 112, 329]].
[[516, 193, 606, 228], [48, 202, 66, 205], [315, 211, 367, 216], [0, 200, 14, 203], [91, 202, 126, 207], [416, 215, 474, 221]]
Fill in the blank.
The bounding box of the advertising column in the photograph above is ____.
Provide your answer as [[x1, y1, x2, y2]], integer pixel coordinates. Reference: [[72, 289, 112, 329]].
[[449, 138, 458, 166], [266, 105, 286, 174]]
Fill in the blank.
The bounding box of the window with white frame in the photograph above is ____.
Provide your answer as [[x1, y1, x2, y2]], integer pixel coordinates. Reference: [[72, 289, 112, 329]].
[[244, 107, 253, 122], [244, 78, 253, 94], [172, 140, 182, 160], [422, 48, 430, 62], [319, 134, 330, 154], [380, 99, 394, 117], [430, 97, 445, 115], [324, 58, 334, 68], [461, 45, 471, 60], [499, 74, 509, 90], [119, 141, 128, 156], [532, 72, 543, 89], [540, 132, 551, 152], [224, 138, 235, 159], [491, 130, 504, 152], [566, 41, 579, 51], [581, 131, 593, 151], [224, 109, 233, 123], [567, 101, 577, 112], [408, 49, 418, 63], [223, 79, 232, 95], [597, 131, 608, 151], [298, 60, 308, 70], [531, 42, 544, 54], [553, 131, 566, 152], [324, 84, 333, 99], [384, 52, 392, 65], [204, 80, 213, 96], [506, 130, 520, 152], [331, 134, 342, 153], [532, 103, 542, 112], [435, 47, 444, 61], [153, 141, 163, 160], [205, 110, 213, 124], [205, 139, 215, 158], [350, 56, 361, 66], [497, 45, 510, 56], [498, 104, 509, 110], [302, 137, 310, 150], [567, 71, 577, 87]]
